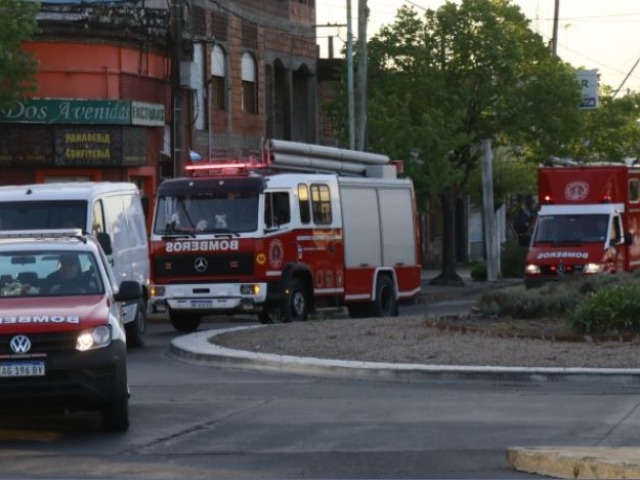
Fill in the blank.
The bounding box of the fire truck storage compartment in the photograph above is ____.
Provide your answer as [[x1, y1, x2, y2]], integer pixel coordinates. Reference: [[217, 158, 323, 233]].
[[339, 178, 417, 268]]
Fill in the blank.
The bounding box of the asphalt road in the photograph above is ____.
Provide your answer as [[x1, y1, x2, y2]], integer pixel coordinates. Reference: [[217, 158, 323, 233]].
[[1, 322, 640, 480]]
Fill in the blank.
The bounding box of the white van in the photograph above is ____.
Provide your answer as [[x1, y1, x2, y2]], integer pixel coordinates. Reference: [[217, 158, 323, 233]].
[[0, 182, 150, 347]]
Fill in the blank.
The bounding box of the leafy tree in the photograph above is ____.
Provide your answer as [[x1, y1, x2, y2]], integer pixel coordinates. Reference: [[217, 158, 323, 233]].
[[0, 0, 39, 107], [467, 147, 537, 206], [570, 89, 640, 162], [365, 0, 582, 283]]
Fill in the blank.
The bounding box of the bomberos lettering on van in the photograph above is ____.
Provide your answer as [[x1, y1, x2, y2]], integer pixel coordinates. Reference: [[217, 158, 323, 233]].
[[166, 240, 240, 253]]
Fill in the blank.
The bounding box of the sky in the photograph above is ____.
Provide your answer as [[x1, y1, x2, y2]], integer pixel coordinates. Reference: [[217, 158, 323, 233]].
[[316, 0, 640, 94]]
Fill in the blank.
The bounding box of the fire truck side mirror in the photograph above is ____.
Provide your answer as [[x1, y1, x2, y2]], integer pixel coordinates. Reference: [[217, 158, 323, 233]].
[[625, 232, 633, 245]]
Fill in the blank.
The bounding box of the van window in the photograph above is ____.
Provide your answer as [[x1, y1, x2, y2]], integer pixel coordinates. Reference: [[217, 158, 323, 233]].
[[102, 195, 128, 252], [124, 194, 148, 247], [0, 201, 87, 230], [92, 200, 105, 235]]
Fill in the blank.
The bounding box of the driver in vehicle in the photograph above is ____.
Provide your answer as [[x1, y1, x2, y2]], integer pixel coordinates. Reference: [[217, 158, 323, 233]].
[[47, 254, 93, 294]]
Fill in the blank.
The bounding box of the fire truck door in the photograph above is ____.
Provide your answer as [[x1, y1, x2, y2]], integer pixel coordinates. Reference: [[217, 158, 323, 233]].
[[611, 215, 626, 271]]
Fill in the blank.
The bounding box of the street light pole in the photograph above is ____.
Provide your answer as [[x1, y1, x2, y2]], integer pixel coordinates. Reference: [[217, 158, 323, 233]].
[[356, 0, 367, 151], [171, 0, 185, 177], [346, 0, 355, 150]]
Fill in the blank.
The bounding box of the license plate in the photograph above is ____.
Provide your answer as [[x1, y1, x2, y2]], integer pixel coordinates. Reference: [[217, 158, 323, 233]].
[[0, 361, 46, 377], [191, 300, 212, 309]]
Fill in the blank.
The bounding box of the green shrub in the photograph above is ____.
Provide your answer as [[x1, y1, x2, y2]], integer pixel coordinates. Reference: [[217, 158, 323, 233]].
[[470, 262, 487, 281], [568, 284, 640, 334], [476, 272, 640, 334], [477, 282, 579, 319], [500, 239, 527, 278], [470, 239, 527, 282]]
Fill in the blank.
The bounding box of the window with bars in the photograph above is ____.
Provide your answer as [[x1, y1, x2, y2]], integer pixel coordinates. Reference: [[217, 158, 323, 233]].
[[241, 20, 258, 49], [241, 52, 258, 114], [210, 44, 226, 111], [211, 12, 228, 41]]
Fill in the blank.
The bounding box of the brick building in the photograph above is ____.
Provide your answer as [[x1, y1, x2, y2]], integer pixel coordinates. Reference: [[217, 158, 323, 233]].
[[0, 0, 318, 195], [183, 0, 318, 169]]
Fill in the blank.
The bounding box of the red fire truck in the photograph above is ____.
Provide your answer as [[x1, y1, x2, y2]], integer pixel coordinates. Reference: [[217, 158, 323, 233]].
[[524, 162, 640, 288], [148, 139, 422, 332]]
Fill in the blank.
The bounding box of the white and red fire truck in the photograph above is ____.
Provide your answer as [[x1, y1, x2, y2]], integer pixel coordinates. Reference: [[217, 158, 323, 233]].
[[525, 162, 640, 288], [149, 139, 422, 332]]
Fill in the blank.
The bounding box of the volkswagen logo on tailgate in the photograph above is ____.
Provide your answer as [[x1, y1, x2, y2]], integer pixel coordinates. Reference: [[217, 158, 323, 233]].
[[194, 257, 209, 273], [10, 335, 31, 354]]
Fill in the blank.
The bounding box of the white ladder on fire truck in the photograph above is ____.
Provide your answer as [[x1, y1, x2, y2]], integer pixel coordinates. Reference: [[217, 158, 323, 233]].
[[262, 139, 401, 178]]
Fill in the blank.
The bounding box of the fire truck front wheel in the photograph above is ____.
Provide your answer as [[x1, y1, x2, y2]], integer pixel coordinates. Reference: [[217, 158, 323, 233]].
[[281, 278, 308, 323], [370, 275, 398, 317], [169, 312, 202, 332]]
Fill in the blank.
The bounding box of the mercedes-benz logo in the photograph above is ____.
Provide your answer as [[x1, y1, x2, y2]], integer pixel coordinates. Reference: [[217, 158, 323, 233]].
[[557, 263, 566, 275], [10, 335, 31, 354], [194, 257, 209, 273]]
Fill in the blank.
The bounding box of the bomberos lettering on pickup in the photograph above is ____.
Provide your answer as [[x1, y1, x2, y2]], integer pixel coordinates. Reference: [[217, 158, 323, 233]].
[[166, 240, 239, 253], [0, 316, 80, 324], [536, 251, 589, 260]]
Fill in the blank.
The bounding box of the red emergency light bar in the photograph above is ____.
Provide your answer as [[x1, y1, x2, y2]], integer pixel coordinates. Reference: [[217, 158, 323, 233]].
[[600, 195, 612, 203], [541, 194, 553, 204], [185, 160, 267, 176]]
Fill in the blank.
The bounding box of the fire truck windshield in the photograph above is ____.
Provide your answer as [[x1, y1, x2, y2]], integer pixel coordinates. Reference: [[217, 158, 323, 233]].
[[153, 192, 259, 236], [532, 213, 609, 244]]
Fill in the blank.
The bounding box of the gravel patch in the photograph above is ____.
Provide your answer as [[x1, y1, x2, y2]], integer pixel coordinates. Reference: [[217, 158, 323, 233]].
[[212, 316, 640, 369]]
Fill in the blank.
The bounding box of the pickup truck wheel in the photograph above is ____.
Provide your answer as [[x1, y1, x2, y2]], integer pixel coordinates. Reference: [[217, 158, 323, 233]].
[[125, 301, 146, 348], [101, 373, 129, 433], [369, 276, 398, 317], [169, 312, 201, 332], [281, 278, 308, 323]]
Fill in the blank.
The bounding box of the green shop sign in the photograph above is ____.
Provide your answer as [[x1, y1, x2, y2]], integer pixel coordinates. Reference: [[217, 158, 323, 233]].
[[0, 99, 165, 127]]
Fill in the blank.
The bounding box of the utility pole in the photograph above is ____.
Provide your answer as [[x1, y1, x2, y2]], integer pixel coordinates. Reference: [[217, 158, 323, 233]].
[[481, 139, 499, 282], [346, 0, 355, 150], [171, 0, 185, 177], [551, 0, 560, 56], [355, 0, 367, 151]]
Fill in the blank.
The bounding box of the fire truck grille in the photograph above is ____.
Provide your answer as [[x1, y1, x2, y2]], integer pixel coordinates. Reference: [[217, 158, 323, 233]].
[[154, 253, 255, 278], [0, 331, 77, 355], [540, 264, 585, 276]]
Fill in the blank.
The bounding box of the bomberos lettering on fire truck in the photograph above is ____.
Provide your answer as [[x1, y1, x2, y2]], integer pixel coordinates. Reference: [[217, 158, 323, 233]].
[[165, 240, 239, 253]]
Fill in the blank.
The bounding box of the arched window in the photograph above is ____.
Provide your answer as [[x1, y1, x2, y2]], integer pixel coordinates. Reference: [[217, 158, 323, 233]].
[[241, 52, 258, 114], [210, 44, 227, 111]]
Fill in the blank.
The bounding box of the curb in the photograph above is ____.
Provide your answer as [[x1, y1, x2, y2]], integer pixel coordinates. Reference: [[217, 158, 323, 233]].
[[168, 326, 640, 384]]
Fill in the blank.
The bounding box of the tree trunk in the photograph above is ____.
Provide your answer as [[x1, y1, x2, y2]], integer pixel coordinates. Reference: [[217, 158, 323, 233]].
[[430, 189, 464, 286]]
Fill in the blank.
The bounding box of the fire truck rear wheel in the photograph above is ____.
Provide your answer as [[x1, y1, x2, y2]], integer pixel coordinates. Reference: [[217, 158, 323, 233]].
[[370, 275, 398, 317], [281, 278, 308, 323], [169, 312, 202, 332]]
